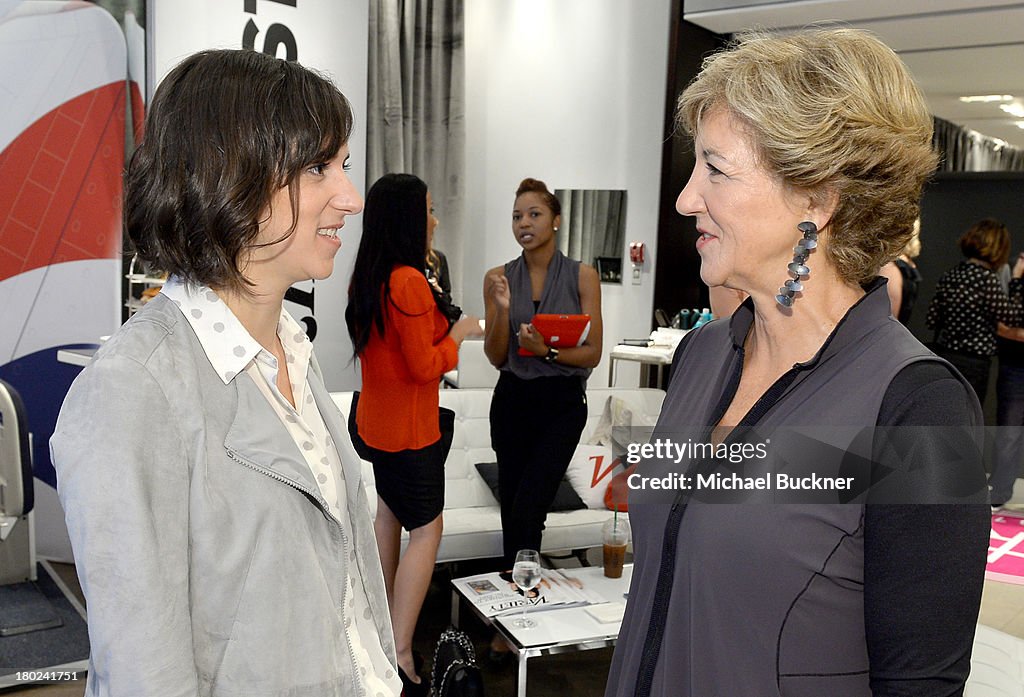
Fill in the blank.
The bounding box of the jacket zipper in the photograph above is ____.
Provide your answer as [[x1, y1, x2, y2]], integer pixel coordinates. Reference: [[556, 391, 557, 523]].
[[225, 449, 365, 697]]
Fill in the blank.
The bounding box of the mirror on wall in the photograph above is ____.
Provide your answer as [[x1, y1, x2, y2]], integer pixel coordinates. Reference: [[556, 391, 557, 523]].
[[555, 189, 627, 283]]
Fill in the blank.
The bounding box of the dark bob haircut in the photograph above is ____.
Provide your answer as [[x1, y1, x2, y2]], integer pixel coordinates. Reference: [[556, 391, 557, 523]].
[[346, 173, 429, 356], [959, 218, 1010, 269], [125, 49, 354, 292]]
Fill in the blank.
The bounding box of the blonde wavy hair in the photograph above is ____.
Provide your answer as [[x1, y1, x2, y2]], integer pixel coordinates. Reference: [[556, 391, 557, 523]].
[[677, 28, 938, 284]]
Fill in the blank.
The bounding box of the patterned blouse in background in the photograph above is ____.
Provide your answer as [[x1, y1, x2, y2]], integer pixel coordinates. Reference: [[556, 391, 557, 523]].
[[926, 260, 1024, 356]]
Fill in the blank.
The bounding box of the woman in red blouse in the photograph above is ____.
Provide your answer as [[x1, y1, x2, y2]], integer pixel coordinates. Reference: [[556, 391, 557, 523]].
[[346, 173, 480, 695]]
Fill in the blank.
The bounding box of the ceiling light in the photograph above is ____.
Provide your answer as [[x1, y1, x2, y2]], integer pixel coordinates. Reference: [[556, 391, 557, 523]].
[[1000, 103, 1024, 118], [1016, 121, 1024, 130], [960, 94, 1014, 103]]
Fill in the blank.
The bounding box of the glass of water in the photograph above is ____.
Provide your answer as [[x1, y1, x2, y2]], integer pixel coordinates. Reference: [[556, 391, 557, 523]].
[[510, 549, 541, 629]]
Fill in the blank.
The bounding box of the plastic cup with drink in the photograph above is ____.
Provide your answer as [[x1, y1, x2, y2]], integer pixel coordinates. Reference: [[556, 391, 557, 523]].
[[602, 507, 630, 579]]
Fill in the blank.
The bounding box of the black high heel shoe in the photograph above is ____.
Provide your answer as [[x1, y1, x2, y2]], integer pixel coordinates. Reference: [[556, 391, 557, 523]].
[[398, 665, 429, 697]]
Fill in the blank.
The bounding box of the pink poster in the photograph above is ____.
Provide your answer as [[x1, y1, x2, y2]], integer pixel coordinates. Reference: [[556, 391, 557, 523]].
[[988, 513, 1024, 585]]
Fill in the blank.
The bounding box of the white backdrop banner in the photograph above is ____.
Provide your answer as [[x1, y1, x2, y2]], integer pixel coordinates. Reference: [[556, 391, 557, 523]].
[[0, 1, 128, 561], [150, 0, 369, 390]]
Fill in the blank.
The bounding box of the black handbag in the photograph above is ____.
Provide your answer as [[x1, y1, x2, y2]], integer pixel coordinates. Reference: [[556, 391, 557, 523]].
[[431, 627, 485, 697], [438, 406, 456, 463], [347, 391, 374, 462], [432, 285, 463, 329]]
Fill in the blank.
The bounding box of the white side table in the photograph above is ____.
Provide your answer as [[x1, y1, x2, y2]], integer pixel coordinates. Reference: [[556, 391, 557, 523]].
[[451, 565, 632, 697], [607, 345, 675, 387]]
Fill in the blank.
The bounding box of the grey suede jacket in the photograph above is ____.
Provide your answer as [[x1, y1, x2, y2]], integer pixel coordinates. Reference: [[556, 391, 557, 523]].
[[50, 294, 397, 697]]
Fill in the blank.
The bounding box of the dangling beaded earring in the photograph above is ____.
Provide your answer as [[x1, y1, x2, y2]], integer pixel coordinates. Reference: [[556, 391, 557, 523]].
[[775, 221, 818, 308]]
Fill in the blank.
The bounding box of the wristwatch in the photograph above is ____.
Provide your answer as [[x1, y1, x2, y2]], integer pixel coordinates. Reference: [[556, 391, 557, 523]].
[[544, 346, 559, 363]]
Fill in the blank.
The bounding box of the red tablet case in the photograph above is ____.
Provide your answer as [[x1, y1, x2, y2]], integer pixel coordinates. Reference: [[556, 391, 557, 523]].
[[517, 314, 591, 356]]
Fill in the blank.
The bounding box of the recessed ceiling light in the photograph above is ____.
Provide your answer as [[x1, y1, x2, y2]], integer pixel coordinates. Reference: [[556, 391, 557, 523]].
[[960, 94, 1014, 103], [1016, 121, 1024, 130], [1001, 103, 1024, 118]]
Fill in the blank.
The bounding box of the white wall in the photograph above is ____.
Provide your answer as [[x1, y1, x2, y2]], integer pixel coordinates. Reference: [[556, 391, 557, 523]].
[[146, 1, 672, 390], [149, 0, 368, 390], [464, 0, 672, 387], [686, 0, 781, 10]]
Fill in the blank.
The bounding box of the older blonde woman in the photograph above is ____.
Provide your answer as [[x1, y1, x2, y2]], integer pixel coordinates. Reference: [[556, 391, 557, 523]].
[[606, 30, 989, 697]]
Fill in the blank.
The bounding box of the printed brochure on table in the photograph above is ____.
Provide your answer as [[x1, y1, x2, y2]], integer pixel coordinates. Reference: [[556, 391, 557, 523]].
[[453, 568, 604, 617]]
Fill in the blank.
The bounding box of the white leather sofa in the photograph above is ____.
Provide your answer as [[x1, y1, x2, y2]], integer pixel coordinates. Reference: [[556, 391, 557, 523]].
[[332, 386, 665, 563]]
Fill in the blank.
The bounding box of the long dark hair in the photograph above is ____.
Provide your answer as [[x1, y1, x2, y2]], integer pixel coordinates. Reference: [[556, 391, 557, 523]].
[[346, 173, 429, 356]]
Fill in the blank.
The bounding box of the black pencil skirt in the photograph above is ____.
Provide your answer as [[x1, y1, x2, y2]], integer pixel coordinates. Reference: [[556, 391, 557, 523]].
[[347, 392, 454, 531], [368, 439, 446, 531]]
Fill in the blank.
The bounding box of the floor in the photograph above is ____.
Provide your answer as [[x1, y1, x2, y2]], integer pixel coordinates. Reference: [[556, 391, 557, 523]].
[[1, 553, 617, 697], [4, 533, 1024, 697]]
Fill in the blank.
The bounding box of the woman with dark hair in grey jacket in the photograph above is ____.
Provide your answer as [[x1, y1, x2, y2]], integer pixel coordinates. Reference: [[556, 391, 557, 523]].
[[51, 49, 401, 697]]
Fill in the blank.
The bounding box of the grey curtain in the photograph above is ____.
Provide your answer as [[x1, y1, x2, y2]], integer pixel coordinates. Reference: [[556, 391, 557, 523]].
[[367, 0, 466, 300], [933, 116, 1024, 172], [555, 189, 627, 268]]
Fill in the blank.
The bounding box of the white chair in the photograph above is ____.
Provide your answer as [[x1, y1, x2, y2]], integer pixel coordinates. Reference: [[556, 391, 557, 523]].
[[0, 378, 69, 645], [0, 378, 34, 586]]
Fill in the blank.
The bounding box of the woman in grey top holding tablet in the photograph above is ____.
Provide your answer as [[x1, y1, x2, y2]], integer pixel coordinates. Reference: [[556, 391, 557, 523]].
[[483, 177, 603, 568]]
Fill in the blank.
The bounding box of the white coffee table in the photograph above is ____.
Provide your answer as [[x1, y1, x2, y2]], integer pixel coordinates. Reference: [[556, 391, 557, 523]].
[[451, 565, 632, 697]]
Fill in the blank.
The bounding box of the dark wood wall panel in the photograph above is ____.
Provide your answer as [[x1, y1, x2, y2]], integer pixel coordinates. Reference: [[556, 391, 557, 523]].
[[653, 13, 726, 326]]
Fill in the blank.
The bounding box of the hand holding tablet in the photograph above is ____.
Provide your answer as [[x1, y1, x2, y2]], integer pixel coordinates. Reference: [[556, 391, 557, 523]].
[[517, 314, 592, 356]]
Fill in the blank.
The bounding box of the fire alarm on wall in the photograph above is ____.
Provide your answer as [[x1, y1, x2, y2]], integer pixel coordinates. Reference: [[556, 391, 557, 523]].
[[629, 242, 645, 285], [629, 242, 645, 264]]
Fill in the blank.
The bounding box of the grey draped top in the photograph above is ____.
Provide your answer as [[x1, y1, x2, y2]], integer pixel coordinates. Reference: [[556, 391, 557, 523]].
[[502, 250, 590, 381]]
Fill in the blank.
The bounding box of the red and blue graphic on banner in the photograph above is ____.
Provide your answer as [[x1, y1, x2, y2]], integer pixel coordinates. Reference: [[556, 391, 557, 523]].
[[0, 1, 136, 492]]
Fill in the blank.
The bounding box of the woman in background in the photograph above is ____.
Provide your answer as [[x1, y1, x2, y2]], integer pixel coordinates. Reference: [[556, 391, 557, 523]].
[[425, 206, 462, 325], [993, 320, 1024, 509], [52, 49, 401, 696], [879, 218, 923, 324], [426, 228, 453, 307], [483, 177, 603, 568], [926, 217, 1024, 404], [346, 173, 480, 696]]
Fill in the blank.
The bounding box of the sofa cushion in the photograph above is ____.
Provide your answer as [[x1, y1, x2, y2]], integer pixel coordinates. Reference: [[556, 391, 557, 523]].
[[564, 443, 617, 508], [438, 389, 498, 509], [435, 505, 617, 564], [588, 393, 659, 461], [474, 462, 586, 512]]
